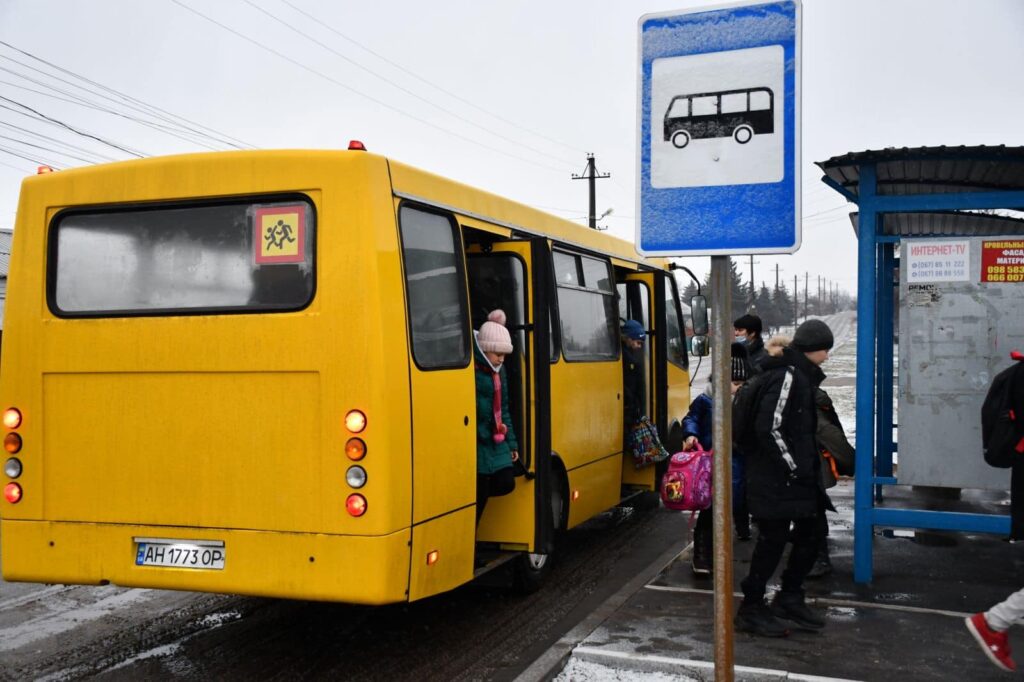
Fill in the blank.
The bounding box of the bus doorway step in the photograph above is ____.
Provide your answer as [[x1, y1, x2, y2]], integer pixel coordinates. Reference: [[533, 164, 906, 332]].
[[473, 546, 519, 577]]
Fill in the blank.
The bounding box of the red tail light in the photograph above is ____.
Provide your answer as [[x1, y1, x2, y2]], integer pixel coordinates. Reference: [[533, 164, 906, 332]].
[[348, 140, 367, 151], [4, 482, 22, 503], [346, 493, 367, 517]]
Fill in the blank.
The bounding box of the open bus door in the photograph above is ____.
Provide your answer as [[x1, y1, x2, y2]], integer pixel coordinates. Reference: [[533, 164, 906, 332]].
[[466, 238, 557, 585], [619, 271, 689, 492]]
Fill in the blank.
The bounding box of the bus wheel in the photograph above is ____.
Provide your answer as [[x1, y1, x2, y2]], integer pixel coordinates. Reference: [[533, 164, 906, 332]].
[[514, 470, 565, 593], [733, 125, 754, 144], [671, 130, 691, 149]]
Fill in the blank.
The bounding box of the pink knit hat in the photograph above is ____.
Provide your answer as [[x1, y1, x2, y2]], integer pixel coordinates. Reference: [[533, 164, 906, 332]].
[[477, 309, 513, 354]]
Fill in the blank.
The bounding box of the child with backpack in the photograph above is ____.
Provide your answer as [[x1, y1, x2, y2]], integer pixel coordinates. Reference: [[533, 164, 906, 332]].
[[680, 342, 754, 575]]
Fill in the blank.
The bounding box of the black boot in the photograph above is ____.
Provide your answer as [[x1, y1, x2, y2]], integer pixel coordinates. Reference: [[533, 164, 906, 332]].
[[770, 590, 825, 631], [807, 547, 833, 579], [691, 538, 712, 576], [735, 600, 789, 637]]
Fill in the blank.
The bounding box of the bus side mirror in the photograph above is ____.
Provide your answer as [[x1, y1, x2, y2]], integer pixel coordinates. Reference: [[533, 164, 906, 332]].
[[689, 295, 708, 336], [690, 335, 710, 357]]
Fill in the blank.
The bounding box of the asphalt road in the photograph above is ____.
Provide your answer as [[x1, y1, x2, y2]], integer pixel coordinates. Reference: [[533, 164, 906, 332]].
[[0, 500, 689, 681]]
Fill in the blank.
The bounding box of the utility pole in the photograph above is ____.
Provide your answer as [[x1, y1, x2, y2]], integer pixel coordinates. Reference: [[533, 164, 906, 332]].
[[804, 272, 809, 320], [793, 274, 799, 326], [774, 263, 781, 291], [571, 153, 610, 229]]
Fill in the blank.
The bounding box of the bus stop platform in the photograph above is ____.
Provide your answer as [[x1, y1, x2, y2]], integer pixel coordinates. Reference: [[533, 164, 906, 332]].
[[526, 479, 1024, 681]]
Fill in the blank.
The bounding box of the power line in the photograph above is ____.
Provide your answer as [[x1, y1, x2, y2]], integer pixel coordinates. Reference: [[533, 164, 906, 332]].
[[241, 0, 575, 168], [0, 119, 120, 162], [168, 0, 568, 174], [0, 143, 61, 168], [0, 96, 146, 157], [0, 40, 252, 150], [277, 0, 587, 158], [0, 75, 224, 152], [0, 132, 104, 165]]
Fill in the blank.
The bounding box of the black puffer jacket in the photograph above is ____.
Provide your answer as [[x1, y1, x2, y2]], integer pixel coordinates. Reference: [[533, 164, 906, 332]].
[[745, 347, 826, 520]]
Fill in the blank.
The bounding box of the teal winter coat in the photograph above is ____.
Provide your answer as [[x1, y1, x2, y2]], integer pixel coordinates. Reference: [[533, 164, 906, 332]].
[[474, 343, 519, 475]]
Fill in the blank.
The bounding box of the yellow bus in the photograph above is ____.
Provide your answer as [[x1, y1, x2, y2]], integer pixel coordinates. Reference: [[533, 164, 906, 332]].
[[0, 148, 706, 604]]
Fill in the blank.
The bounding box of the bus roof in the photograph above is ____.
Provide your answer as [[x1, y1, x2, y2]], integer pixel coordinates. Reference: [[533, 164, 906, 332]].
[[18, 149, 669, 272], [387, 157, 667, 271]]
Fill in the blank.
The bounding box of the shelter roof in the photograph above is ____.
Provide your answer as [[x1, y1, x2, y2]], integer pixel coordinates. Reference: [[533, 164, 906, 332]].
[[817, 145, 1024, 196], [818, 146, 1024, 238]]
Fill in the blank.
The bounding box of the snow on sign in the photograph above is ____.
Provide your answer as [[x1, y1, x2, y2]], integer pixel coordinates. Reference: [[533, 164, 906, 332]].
[[637, 1, 800, 257]]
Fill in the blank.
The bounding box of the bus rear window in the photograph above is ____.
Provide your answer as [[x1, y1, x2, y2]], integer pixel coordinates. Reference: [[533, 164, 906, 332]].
[[49, 198, 315, 316]]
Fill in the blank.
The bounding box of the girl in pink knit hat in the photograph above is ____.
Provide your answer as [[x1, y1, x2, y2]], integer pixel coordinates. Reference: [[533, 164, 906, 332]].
[[474, 309, 520, 522]]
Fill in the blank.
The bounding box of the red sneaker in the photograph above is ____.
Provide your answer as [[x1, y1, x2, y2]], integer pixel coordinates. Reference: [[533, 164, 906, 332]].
[[966, 612, 1016, 672]]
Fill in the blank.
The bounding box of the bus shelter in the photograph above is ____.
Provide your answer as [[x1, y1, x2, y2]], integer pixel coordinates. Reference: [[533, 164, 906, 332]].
[[817, 146, 1024, 583]]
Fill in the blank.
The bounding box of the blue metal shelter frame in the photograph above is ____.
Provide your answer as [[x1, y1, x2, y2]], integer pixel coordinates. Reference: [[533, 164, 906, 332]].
[[817, 146, 1024, 583]]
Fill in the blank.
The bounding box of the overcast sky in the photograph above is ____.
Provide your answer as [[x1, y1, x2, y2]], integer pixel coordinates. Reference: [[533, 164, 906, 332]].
[[1, 0, 1022, 298]]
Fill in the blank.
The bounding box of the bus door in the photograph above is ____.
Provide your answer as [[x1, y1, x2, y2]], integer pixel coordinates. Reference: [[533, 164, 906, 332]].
[[618, 271, 689, 489], [466, 238, 553, 554], [619, 272, 657, 490]]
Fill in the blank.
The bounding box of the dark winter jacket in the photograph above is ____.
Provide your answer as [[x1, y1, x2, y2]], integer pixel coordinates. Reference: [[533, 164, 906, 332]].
[[682, 389, 748, 500], [815, 387, 855, 487], [746, 336, 768, 371], [744, 346, 826, 519], [474, 342, 519, 475], [682, 392, 713, 451], [622, 344, 646, 423]]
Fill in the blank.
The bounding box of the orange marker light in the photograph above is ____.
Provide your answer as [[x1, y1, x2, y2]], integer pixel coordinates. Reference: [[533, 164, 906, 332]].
[[346, 493, 367, 517], [4, 433, 21, 453], [572, 489, 580, 501], [37, 165, 54, 174], [345, 438, 366, 461], [345, 410, 367, 434], [3, 408, 21, 430], [4, 482, 21, 503], [426, 550, 439, 566]]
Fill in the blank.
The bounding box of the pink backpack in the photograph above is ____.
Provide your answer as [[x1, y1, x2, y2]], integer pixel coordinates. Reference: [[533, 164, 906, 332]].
[[660, 447, 713, 511]]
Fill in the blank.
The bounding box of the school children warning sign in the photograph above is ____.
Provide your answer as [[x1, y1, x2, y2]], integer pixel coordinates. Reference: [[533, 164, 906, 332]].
[[254, 205, 306, 264], [981, 240, 1024, 283]]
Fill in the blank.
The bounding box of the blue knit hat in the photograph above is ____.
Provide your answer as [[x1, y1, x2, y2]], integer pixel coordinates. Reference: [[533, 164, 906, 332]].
[[622, 320, 645, 340]]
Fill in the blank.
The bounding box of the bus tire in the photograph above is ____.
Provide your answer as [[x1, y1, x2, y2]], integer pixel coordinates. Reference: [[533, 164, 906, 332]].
[[733, 125, 754, 144], [514, 464, 566, 593], [671, 130, 691, 149]]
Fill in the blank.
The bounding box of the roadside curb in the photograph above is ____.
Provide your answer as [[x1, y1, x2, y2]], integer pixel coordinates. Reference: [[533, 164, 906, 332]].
[[514, 535, 688, 682], [570, 647, 861, 682]]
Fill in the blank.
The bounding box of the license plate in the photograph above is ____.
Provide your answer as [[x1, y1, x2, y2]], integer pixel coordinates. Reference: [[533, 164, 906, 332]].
[[134, 537, 226, 570]]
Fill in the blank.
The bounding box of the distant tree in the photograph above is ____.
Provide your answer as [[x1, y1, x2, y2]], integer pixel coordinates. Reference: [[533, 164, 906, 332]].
[[772, 283, 795, 328], [702, 258, 748, 323], [755, 284, 778, 332], [681, 279, 699, 304]]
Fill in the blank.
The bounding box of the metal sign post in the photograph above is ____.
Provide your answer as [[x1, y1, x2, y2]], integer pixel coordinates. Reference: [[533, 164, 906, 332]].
[[636, 3, 801, 679], [709, 256, 734, 681]]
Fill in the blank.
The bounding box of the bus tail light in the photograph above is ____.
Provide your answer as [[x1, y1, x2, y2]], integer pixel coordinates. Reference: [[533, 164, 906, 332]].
[[4, 433, 22, 453], [3, 408, 22, 430], [4, 458, 21, 478], [348, 140, 367, 151], [346, 466, 367, 489], [4, 482, 21, 503], [346, 494, 367, 517], [345, 438, 366, 461], [345, 410, 366, 434]]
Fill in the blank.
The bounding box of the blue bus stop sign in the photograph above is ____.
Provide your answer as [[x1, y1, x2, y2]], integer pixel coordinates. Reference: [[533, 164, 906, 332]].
[[636, 1, 801, 256]]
